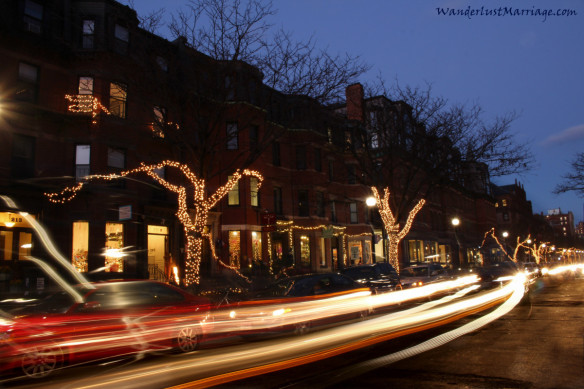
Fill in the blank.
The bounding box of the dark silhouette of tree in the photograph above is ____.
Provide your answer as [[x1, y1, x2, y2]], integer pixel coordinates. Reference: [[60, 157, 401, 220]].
[[554, 152, 584, 197]]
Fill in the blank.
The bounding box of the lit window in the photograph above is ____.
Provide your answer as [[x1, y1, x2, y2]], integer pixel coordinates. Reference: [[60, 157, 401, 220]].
[[105, 222, 124, 272], [228, 175, 239, 205], [250, 177, 259, 207], [228, 231, 240, 268], [109, 82, 127, 118], [72, 221, 89, 272], [502, 199, 508, 207]]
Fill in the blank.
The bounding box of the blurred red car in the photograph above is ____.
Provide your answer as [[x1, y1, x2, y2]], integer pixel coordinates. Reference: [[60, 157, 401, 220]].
[[0, 280, 212, 379]]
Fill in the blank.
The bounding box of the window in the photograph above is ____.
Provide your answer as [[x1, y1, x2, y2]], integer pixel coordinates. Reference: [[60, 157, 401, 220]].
[[300, 235, 310, 266], [82, 19, 95, 49], [11, 134, 35, 178], [226, 122, 238, 150], [16, 62, 39, 102], [316, 191, 325, 217], [78, 76, 94, 95], [152, 106, 166, 138], [350, 202, 358, 223], [75, 145, 90, 180], [107, 147, 125, 170], [252, 231, 262, 263], [328, 160, 334, 182], [272, 142, 281, 166], [330, 201, 337, 223], [109, 82, 127, 118], [156, 56, 168, 72], [105, 222, 124, 272], [273, 187, 283, 215], [72, 221, 89, 272], [298, 190, 309, 217], [314, 148, 322, 172], [114, 24, 129, 53], [502, 199, 508, 207], [228, 176, 239, 206], [225, 75, 234, 100], [249, 125, 259, 150], [250, 177, 259, 207], [23, 0, 43, 34], [228, 231, 241, 267], [347, 165, 356, 184], [296, 146, 306, 170]]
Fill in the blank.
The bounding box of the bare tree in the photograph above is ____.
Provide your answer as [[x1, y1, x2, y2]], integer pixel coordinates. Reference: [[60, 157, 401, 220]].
[[554, 152, 584, 197], [347, 80, 534, 270], [167, 0, 370, 104]]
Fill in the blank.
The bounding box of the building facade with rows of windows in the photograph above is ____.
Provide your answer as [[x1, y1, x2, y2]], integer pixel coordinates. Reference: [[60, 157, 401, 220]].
[[1, 0, 522, 294]]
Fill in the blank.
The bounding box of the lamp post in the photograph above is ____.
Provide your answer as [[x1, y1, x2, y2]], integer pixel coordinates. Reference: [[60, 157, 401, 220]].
[[451, 217, 461, 268], [502, 231, 509, 261], [366, 196, 381, 263]]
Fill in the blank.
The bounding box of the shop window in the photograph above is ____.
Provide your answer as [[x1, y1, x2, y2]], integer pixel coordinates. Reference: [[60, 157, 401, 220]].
[[105, 222, 124, 272], [350, 202, 358, 223], [82, 19, 95, 49], [228, 231, 240, 268], [72, 221, 89, 272], [250, 177, 260, 207], [320, 237, 326, 267], [300, 235, 310, 266], [349, 241, 362, 265], [252, 231, 261, 263], [16, 62, 39, 102], [226, 122, 238, 150], [23, 0, 43, 34], [109, 82, 127, 118], [228, 175, 239, 206], [75, 144, 90, 180]]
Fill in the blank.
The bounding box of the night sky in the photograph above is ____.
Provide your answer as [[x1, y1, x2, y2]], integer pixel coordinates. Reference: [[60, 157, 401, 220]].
[[123, 0, 584, 221]]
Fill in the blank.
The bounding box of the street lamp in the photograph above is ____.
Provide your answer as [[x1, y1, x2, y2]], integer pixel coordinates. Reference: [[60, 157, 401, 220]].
[[502, 231, 509, 261], [366, 195, 381, 263], [451, 217, 461, 268]]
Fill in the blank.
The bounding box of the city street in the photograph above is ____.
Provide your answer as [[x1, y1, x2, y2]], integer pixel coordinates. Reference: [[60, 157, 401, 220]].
[[253, 273, 584, 389]]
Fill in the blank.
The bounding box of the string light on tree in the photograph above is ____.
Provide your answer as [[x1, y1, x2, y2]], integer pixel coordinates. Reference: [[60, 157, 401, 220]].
[[371, 187, 425, 274], [45, 160, 263, 286]]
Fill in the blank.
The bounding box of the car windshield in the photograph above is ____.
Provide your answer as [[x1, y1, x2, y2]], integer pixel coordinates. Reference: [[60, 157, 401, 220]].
[[401, 267, 429, 277], [344, 267, 377, 279]]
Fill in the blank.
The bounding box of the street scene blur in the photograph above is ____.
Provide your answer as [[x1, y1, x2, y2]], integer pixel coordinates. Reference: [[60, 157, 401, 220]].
[[1, 0, 583, 387]]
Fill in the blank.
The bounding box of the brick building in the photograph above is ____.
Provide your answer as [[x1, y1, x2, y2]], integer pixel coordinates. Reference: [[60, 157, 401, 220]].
[[0, 0, 506, 294]]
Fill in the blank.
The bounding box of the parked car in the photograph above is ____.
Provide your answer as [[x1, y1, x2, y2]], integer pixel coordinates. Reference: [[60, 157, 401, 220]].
[[341, 263, 401, 293], [230, 273, 371, 336], [0, 280, 212, 379], [399, 263, 449, 288], [521, 262, 542, 278]]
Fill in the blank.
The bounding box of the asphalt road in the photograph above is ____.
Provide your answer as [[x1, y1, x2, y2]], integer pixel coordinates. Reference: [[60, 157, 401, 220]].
[[285, 274, 584, 389]]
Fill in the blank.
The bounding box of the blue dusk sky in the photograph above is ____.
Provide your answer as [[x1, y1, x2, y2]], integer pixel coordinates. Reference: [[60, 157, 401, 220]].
[[122, 0, 584, 221]]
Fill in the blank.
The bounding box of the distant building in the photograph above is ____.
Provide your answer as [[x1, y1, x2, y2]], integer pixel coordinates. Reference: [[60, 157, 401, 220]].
[[546, 209, 575, 241], [492, 180, 534, 239]]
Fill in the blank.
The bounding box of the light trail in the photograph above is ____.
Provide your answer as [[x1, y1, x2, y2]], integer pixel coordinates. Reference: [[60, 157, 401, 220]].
[[23, 276, 524, 389]]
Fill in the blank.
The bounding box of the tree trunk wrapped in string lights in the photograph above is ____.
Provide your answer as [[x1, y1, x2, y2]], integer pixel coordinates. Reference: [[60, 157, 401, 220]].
[[371, 187, 425, 274], [46, 160, 263, 286]]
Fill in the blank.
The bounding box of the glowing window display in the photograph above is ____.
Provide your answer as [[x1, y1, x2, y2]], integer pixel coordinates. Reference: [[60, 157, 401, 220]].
[[229, 231, 240, 268], [105, 222, 124, 272], [72, 221, 89, 272]]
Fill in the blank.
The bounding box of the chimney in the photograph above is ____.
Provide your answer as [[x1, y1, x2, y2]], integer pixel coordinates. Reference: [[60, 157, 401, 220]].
[[346, 83, 364, 122]]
